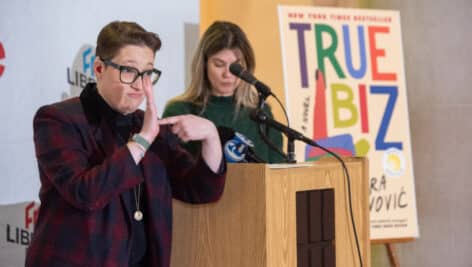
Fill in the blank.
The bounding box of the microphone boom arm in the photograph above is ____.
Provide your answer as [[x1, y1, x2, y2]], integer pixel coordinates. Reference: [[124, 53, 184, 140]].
[[250, 109, 321, 163], [249, 92, 366, 267], [256, 123, 292, 162]]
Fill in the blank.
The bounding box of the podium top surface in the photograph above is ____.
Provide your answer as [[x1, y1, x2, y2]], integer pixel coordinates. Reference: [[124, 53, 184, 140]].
[[227, 156, 367, 170]]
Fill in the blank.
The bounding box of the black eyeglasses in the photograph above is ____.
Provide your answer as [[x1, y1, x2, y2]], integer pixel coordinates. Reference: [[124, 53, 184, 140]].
[[101, 58, 162, 85]]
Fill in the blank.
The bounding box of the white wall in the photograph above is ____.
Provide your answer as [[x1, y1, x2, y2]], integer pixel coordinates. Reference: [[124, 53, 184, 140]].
[[366, 0, 472, 266], [0, 0, 199, 204]]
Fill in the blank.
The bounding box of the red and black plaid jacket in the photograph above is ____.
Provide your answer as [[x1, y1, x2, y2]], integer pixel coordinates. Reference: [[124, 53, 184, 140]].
[[25, 84, 226, 267]]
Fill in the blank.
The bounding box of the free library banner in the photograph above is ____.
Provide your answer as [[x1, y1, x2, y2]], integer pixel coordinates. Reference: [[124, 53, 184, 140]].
[[278, 5, 419, 240]]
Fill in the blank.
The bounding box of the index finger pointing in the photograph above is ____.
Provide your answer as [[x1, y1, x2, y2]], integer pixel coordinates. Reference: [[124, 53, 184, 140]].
[[157, 115, 184, 125]]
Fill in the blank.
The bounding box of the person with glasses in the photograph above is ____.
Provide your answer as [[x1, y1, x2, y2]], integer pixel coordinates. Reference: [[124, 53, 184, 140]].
[[162, 21, 284, 163], [25, 21, 226, 267]]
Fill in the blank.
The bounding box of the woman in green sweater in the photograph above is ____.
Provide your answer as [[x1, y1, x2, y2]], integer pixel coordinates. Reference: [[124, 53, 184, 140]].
[[162, 21, 284, 163]]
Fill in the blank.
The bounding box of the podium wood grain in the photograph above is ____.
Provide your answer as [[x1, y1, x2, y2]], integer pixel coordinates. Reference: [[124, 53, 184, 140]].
[[171, 158, 370, 267]]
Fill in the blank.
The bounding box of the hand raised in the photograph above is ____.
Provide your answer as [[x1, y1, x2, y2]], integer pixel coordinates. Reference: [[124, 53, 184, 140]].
[[139, 77, 159, 143]]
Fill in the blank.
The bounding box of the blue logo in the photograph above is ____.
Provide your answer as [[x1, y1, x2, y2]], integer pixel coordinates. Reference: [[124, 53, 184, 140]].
[[223, 132, 255, 162], [82, 47, 95, 77], [224, 139, 246, 162], [64, 44, 96, 99]]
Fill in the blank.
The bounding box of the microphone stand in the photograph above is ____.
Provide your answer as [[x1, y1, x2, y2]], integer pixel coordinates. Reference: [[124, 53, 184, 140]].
[[249, 81, 365, 267], [251, 108, 314, 156], [250, 107, 365, 267], [255, 94, 294, 163]]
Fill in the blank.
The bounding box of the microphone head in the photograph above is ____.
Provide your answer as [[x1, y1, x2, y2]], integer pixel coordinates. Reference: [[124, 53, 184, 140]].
[[229, 63, 256, 85], [217, 126, 245, 162], [229, 63, 244, 76], [229, 63, 272, 98], [217, 126, 264, 163], [224, 138, 247, 163], [218, 126, 258, 163], [234, 132, 254, 148]]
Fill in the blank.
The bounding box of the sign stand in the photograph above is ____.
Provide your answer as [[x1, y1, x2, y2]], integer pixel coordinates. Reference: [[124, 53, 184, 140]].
[[372, 238, 415, 267], [386, 243, 399, 267]]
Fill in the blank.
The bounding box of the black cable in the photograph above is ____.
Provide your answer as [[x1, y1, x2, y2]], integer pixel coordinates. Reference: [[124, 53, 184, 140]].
[[257, 123, 289, 161], [272, 94, 290, 127], [308, 142, 364, 267], [256, 97, 291, 162], [252, 106, 364, 266], [263, 94, 295, 162], [251, 85, 364, 266]]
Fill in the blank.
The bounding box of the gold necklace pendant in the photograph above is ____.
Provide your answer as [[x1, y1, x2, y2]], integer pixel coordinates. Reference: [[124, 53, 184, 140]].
[[133, 183, 143, 221], [134, 210, 143, 221]]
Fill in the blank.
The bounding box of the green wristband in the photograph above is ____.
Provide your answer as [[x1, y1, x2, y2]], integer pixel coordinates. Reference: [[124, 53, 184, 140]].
[[132, 134, 151, 151]]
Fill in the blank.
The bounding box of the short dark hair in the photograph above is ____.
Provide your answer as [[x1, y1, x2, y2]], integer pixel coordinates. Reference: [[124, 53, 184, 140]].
[[95, 21, 161, 60]]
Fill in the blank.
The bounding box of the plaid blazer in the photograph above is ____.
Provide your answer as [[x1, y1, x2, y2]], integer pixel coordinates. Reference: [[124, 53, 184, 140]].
[[25, 84, 226, 267]]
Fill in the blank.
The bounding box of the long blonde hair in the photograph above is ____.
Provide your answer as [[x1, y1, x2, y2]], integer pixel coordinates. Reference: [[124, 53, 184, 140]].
[[170, 21, 259, 114]]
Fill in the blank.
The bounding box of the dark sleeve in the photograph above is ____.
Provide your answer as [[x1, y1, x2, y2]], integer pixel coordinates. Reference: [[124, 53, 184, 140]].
[[33, 105, 143, 212], [151, 125, 226, 204]]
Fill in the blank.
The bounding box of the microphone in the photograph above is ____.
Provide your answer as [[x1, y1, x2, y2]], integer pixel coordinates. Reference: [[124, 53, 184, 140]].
[[229, 63, 273, 98], [217, 126, 265, 163]]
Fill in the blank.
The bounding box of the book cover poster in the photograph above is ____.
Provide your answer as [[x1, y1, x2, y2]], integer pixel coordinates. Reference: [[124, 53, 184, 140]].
[[278, 5, 419, 240]]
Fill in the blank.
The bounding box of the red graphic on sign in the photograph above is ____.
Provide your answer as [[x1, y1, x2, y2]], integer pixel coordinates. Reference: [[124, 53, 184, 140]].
[[25, 202, 39, 230], [0, 41, 5, 77], [313, 69, 327, 140]]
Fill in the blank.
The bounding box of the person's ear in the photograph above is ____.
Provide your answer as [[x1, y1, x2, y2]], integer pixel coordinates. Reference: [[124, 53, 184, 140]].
[[93, 59, 104, 79]]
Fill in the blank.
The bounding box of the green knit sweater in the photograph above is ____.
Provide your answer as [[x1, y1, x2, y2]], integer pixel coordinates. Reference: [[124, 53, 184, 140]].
[[162, 95, 284, 163]]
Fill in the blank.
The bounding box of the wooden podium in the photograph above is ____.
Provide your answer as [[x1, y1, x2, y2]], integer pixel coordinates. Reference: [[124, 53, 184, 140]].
[[171, 157, 370, 267]]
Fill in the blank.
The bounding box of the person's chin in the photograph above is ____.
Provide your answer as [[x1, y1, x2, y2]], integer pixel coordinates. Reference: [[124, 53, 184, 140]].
[[214, 88, 235, 96], [119, 102, 140, 114], [127, 96, 144, 106]]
